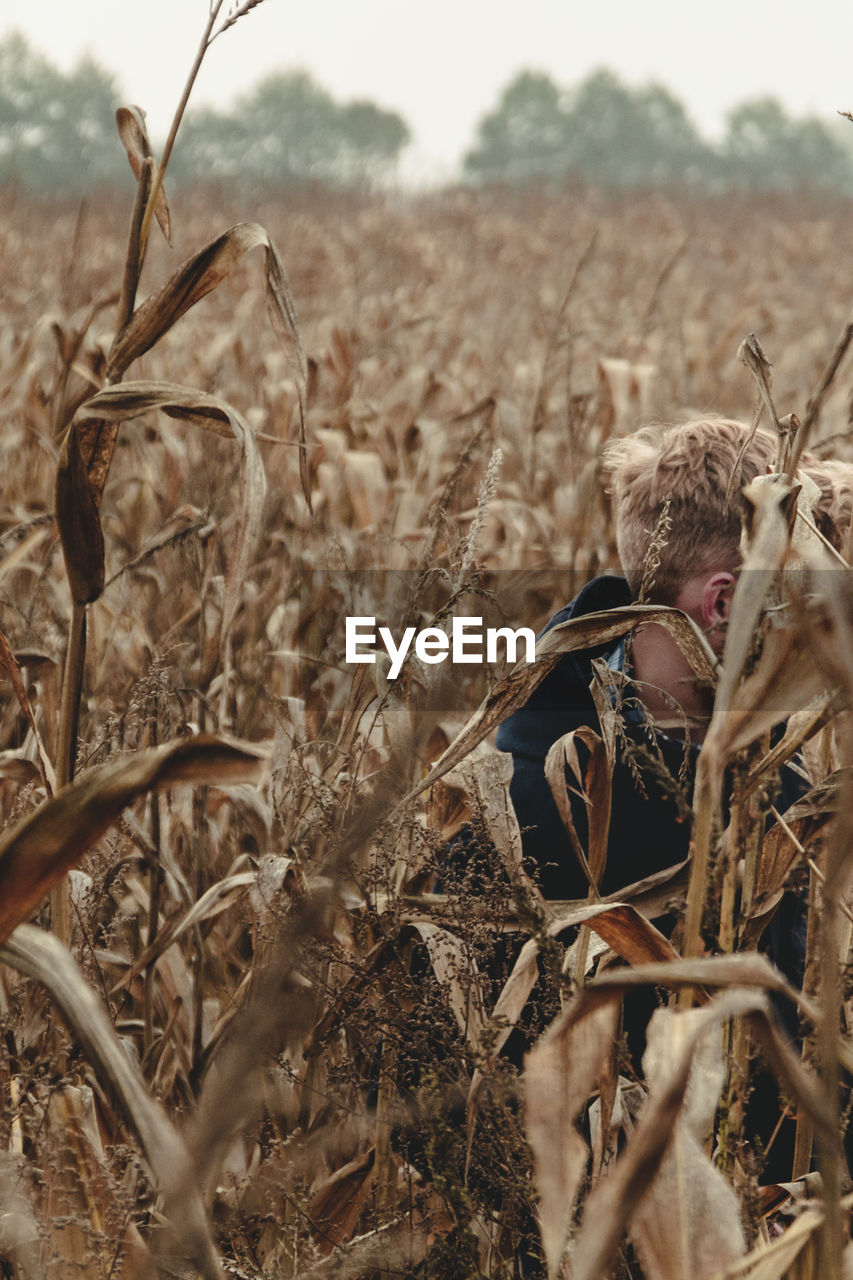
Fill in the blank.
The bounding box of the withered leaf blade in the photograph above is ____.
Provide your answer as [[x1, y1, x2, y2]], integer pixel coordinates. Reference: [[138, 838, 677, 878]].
[[308, 1147, 376, 1254], [111, 871, 262, 994], [716, 1200, 853, 1280], [545, 725, 612, 893], [627, 1007, 745, 1280], [712, 478, 800, 731], [737, 332, 779, 447], [524, 995, 620, 1278], [582, 951, 853, 1075], [721, 625, 828, 756], [0, 751, 40, 783], [466, 748, 549, 913], [105, 222, 303, 514], [76, 418, 119, 513], [466, 902, 676, 1156], [115, 106, 171, 244], [756, 768, 843, 910], [0, 629, 56, 793], [0, 734, 268, 946], [579, 903, 677, 965], [55, 422, 106, 605], [108, 222, 306, 395], [0, 924, 222, 1280], [70, 381, 266, 636], [570, 990, 763, 1280], [400, 604, 718, 808]]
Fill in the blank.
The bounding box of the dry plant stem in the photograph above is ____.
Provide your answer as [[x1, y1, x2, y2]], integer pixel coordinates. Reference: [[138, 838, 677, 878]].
[[191, 700, 208, 1087], [728, 1017, 749, 1171], [771, 802, 848, 1176], [639, 233, 689, 337], [736, 742, 767, 922], [793, 862, 821, 1179], [527, 229, 597, 491], [788, 305, 853, 477], [375, 1034, 397, 1217], [137, 2, 225, 267], [680, 749, 719, 1006], [717, 847, 740, 1175], [815, 765, 852, 1279], [51, 601, 87, 946], [718, 847, 737, 955], [144, 695, 162, 1059]]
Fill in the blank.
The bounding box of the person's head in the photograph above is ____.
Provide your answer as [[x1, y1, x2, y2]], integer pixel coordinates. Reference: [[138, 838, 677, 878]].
[[602, 417, 853, 653], [602, 417, 776, 611]]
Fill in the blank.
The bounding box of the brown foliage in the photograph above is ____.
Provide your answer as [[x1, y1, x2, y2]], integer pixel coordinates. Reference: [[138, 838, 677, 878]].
[[3, 114, 853, 1277]]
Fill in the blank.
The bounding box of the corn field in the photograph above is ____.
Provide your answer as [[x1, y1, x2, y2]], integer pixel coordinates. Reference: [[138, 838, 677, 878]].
[[3, 41, 853, 1277]]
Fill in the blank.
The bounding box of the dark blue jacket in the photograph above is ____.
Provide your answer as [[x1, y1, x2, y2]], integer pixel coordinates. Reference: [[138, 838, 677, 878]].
[[496, 574, 808, 905]]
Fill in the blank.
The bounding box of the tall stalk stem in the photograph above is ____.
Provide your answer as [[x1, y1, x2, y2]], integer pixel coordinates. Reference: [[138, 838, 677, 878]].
[[51, 601, 87, 945], [137, 1, 226, 268]]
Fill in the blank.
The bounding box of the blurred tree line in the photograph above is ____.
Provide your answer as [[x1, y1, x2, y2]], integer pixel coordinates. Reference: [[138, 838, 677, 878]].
[[0, 32, 410, 192], [1, 31, 851, 195], [464, 68, 853, 192]]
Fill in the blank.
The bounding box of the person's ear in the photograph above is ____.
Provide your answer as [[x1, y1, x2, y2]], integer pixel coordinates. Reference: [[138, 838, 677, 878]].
[[701, 571, 736, 631]]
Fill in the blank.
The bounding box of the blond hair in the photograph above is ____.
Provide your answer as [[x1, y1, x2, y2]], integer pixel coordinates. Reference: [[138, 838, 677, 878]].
[[603, 418, 776, 602], [805, 457, 853, 551]]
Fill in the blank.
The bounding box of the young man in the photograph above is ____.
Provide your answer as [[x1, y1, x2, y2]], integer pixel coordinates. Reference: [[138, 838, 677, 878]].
[[495, 416, 813, 902]]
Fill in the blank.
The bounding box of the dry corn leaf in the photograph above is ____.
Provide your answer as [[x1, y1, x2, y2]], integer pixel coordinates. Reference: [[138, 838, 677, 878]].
[[716, 1194, 853, 1280], [0, 628, 56, 793], [0, 734, 268, 946], [55, 418, 106, 604], [59, 222, 306, 581], [524, 994, 620, 1278], [718, 625, 829, 757], [713, 479, 800, 733], [465, 748, 549, 913], [107, 221, 305, 395], [400, 604, 718, 807], [737, 334, 779, 452], [627, 1006, 746, 1280], [115, 106, 171, 244], [742, 694, 834, 796], [466, 902, 676, 1157], [582, 952, 853, 1078], [577, 903, 677, 965], [0, 924, 223, 1280], [0, 752, 41, 783], [58, 382, 266, 633], [545, 725, 612, 894], [308, 1147, 376, 1253], [568, 990, 786, 1280], [111, 870, 258, 993], [749, 769, 843, 916]]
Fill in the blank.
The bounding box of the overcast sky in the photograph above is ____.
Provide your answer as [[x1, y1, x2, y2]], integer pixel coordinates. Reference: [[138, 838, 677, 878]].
[[5, 1, 853, 180]]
